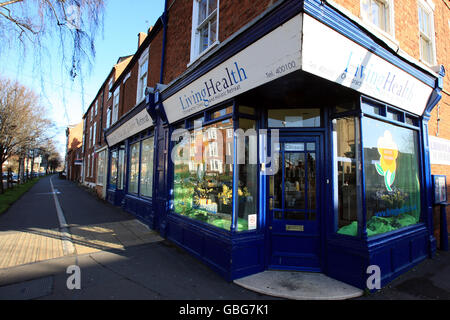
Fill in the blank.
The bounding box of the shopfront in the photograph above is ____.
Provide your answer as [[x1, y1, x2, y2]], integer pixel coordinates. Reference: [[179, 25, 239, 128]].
[[133, 0, 444, 289], [105, 104, 157, 226]]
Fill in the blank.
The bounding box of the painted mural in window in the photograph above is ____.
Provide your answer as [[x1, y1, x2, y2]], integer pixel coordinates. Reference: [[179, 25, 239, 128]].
[[173, 119, 235, 230], [140, 137, 154, 197], [129, 142, 140, 194], [363, 117, 421, 236], [334, 117, 362, 236]]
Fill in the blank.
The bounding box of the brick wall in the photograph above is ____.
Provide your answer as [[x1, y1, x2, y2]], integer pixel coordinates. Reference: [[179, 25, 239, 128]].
[[163, 0, 275, 84]]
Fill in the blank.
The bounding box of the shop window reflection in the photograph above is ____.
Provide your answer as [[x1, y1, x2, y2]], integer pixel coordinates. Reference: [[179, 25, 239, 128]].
[[110, 150, 118, 189], [237, 118, 258, 231], [173, 120, 234, 230], [129, 142, 140, 194], [333, 117, 361, 236], [140, 137, 154, 197]]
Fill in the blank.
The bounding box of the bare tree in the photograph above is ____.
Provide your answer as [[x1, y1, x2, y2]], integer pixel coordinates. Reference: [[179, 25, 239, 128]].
[[0, 0, 105, 80], [0, 77, 53, 192]]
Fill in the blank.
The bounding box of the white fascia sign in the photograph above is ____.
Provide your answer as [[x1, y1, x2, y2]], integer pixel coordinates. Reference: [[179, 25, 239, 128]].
[[163, 13, 434, 123], [302, 15, 434, 116], [106, 109, 153, 147], [163, 14, 303, 124]]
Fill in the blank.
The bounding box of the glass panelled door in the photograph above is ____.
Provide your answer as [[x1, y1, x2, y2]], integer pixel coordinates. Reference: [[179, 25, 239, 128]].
[[268, 135, 322, 270]]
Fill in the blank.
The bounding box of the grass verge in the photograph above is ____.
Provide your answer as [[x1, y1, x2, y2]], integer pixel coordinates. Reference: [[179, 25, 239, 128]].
[[0, 178, 40, 215]]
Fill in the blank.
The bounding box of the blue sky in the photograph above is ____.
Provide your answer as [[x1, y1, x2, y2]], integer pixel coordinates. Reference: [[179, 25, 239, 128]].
[[0, 0, 165, 156]]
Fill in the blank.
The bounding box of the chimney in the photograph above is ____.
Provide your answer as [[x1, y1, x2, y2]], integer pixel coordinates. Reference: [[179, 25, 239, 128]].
[[138, 32, 147, 48]]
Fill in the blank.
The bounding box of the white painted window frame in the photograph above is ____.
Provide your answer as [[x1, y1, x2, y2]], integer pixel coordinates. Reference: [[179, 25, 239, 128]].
[[112, 87, 120, 125], [189, 0, 220, 64], [137, 47, 149, 105], [360, 0, 395, 38], [93, 122, 97, 146], [417, 0, 437, 66]]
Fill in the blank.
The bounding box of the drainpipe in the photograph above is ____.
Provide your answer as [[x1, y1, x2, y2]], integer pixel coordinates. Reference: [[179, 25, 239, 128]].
[[422, 64, 445, 257], [159, 0, 168, 84]]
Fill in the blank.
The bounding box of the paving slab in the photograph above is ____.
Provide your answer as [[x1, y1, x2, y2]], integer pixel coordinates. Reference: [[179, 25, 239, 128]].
[[234, 270, 363, 300]]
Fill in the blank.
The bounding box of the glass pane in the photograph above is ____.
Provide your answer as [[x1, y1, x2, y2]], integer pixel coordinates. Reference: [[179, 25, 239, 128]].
[[239, 105, 255, 115], [284, 152, 305, 210], [307, 153, 316, 211], [363, 117, 421, 237], [386, 110, 401, 121], [198, 0, 207, 23], [129, 142, 140, 194], [268, 108, 321, 127], [334, 102, 356, 114], [173, 120, 234, 231], [405, 116, 417, 126], [140, 137, 154, 197], [199, 25, 209, 53], [285, 143, 304, 152], [306, 143, 315, 151], [272, 149, 282, 210], [187, 116, 204, 128], [420, 36, 432, 63], [210, 106, 232, 119], [208, 0, 217, 15], [335, 118, 361, 236], [209, 16, 217, 46], [118, 148, 125, 190], [109, 150, 118, 188], [237, 119, 258, 231]]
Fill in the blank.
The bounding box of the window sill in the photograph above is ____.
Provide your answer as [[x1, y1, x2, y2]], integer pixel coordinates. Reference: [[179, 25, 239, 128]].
[[187, 41, 221, 69]]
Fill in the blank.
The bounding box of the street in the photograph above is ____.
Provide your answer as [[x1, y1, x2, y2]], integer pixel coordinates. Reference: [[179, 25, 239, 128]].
[[0, 175, 448, 302], [0, 175, 273, 300]]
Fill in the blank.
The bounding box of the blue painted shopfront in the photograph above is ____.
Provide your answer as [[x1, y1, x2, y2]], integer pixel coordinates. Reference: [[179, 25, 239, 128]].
[[104, 0, 444, 290]]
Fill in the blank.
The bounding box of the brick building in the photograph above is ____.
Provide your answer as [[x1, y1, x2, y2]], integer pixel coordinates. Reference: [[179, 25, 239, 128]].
[[65, 122, 84, 182], [81, 0, 449, 290], [81, 55, 133, 197]]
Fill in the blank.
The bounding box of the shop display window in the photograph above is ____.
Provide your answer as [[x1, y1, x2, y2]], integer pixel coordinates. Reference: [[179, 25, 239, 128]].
[[173, 119, 235, 230], [334, 117, 362, 236], [363, 117, 421, 236], [236, 118, 258, 231], [118, 148, 125, 190], [129, 142, 140, 194], [140, 137, 154, 197], [109, 150, 118, 189]]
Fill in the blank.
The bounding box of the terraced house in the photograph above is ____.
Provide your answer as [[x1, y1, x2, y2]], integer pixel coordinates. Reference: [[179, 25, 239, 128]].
[[76, 0, 450, 290]]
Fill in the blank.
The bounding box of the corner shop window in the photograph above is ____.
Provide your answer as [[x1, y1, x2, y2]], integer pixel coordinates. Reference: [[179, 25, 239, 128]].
[[173, 119, 234, 230], [334, 117, 362, 236], [363, 117, 421, 236]]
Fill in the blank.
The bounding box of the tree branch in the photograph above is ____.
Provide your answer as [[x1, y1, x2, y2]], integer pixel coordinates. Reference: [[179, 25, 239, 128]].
[[0, 0, 23, 8]]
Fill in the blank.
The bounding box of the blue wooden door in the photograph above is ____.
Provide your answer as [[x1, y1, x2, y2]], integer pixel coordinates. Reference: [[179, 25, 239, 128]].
[[268, 135, 322, 271]]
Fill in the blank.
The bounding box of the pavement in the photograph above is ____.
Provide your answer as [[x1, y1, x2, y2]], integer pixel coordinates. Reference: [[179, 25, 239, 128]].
[[0, 175, 448, 301]]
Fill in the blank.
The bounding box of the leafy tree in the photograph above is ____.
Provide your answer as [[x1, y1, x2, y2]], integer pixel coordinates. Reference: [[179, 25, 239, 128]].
[[0, 78, 53, 192]]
